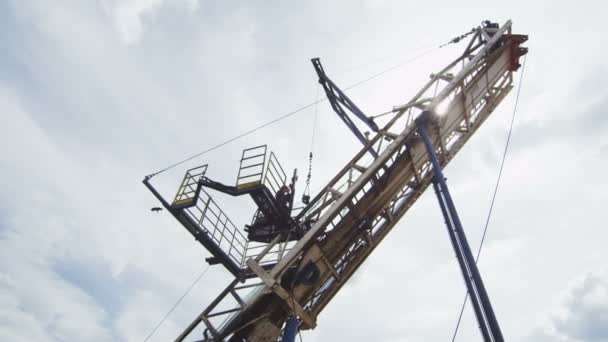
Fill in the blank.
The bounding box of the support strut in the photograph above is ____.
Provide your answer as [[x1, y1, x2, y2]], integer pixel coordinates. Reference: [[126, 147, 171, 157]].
[[281, 317, 298, 342], [416, 112, 504, 342], [311, 58, 379, 157]]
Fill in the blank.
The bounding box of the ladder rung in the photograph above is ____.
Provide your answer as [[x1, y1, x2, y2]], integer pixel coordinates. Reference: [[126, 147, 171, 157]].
[[241, 152, 266, 161], [431, 72, 455, 82], [207, 307, 241, 318], [380, 130, 399, 140], [351, 164, 367, 173], [239, 162, 265, 170], [413, 102, 428, 110], [328, 187, 343, 199]]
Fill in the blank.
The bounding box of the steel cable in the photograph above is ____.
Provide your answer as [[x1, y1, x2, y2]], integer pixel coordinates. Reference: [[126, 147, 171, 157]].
[[143, 265, 211, 342], [451, 54, 527, 341]]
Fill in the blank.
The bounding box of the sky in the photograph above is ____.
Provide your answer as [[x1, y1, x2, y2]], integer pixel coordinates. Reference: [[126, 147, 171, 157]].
[[1, 1, 608, 341]]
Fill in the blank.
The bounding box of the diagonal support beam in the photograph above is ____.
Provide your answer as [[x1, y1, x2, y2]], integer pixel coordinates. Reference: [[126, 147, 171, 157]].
[[416, 111, 503, 342], [312, 58, 379, 157], [246, 259, 317, 329]]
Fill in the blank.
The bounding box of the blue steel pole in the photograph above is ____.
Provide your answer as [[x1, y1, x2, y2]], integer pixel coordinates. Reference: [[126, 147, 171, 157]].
[[431, 181, 492, 342], [416, 111, 503, 342], [281, 317, 298, 342]]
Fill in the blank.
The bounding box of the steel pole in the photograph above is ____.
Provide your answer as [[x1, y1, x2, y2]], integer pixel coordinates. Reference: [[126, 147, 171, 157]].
[[281, 317, 298, 342], [416, 112, 503, 342]]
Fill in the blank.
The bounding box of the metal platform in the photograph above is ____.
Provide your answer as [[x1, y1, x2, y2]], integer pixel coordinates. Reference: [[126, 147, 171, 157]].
[[143, 145, 298, 277]]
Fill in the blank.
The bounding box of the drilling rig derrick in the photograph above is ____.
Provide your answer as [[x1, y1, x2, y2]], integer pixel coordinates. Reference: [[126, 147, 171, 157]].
[[144, 19, 528, 342]]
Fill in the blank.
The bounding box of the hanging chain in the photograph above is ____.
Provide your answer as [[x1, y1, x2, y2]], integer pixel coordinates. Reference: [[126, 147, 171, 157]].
[[439, 27, 476, 48], [302, 153, 313, 204], [301, 84, 320, 205]]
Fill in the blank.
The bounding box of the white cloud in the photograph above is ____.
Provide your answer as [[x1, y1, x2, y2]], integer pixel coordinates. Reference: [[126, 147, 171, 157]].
[[524, 270, 608, 342], [1, 1, 608, 341], [102, 0, 199, 44], [552, 270, 608, 341]]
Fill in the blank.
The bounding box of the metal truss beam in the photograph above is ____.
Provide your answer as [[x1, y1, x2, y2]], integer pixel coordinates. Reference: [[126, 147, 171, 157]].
[[177, 20, 527, 342]]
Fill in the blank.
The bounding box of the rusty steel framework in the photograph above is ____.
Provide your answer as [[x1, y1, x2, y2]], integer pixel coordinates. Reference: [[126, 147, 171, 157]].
[[144, 19, 527, 342]]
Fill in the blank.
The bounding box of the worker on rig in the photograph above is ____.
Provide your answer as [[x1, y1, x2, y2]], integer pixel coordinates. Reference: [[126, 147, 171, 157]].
[[275, 184, 293, 215]]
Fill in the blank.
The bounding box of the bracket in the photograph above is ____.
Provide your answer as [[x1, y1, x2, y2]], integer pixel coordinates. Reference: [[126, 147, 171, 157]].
[[246, 259, 317, 329], [312, 58, 379, 157]]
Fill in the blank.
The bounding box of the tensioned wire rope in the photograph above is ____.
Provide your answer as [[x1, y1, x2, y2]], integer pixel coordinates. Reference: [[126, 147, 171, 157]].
[[451, 54, 527, 341], [142, 264, 211, 342], [141, 27, 480, 342], [140, 45, 437, 341], [144, 30, 473, 180]]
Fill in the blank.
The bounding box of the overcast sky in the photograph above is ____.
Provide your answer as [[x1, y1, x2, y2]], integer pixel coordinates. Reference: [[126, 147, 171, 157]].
[[1, 1, 608, 341]]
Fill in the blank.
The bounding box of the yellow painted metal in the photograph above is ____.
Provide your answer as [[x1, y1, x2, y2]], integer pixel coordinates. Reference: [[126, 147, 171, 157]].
[[237, 180, 261, 190], [173, 197, 195, 206]]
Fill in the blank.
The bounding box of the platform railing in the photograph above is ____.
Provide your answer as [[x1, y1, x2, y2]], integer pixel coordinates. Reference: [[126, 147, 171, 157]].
[[188, 234, 293, 341], [263, 151, 287, 196], [236, 145, 267, 189], [172, 165, 207, 207], [244, 240, 295, 268], [183, 188, 249, 267]]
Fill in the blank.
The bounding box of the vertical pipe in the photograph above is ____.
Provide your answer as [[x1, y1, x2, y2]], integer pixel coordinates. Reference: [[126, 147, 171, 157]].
[[416, 114, 503, 342], [282, 317, 298, 342], [438, 180, 503, 341], [431, 181, 491, 342]]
